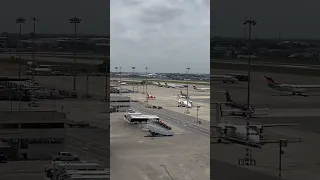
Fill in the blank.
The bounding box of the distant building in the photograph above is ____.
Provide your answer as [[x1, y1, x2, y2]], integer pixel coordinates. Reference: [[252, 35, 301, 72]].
[[110, 96, 130, 112], [0, 111, 66, 160]]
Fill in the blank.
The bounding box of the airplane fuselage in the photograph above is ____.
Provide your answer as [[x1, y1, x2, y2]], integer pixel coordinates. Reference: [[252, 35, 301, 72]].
[[211, 75, 239, 84], [217, 123, 261, 147], [178, 99, 192, 108], [226, 102, 254, 114], [268, 83, 320, 94]]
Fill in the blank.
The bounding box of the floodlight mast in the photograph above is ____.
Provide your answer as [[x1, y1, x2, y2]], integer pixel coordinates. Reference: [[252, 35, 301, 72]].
[[244, 16, 257, 164]]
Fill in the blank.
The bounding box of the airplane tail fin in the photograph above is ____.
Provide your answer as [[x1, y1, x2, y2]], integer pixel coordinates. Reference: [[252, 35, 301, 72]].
[[225, 91, 232, 102], [264, 76, 277, 85], [215, 103, 224, 123]]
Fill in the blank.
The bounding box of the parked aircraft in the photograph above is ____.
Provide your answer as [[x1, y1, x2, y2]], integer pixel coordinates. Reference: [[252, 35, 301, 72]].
[[177, 99, 192, 108], [193, 86, 210, 92], [223, 91, 268, 117], [211, 75, 239, 84], [178, 90, 190, 99], [155, 82, 163, 87], [264, 76, 320, 97], [211, 103, 300, 148], [164, 82, 185, 88], [226, 73, 248, 82]]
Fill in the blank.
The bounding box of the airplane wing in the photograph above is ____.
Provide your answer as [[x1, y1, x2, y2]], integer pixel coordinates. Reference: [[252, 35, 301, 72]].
[[261, 138, 301, 144], [253, 107, 269, 111], [221, 109, 246, 114], [210, 125, 236, 130], [249, 123, 298, 128], [261, 124, 298, 128]]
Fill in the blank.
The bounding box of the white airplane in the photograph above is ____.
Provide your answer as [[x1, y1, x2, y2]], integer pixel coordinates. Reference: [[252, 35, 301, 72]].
[[265, 76, 320, 97], [193, 85, 210, 92], [119, 82, 127, 85], [211, 75, 239, 84], [177, 99, 192, 108], [223, 91, 268, 118], [211, 103, 300, 148], [177, 90, 190, 99], [165, 82, 185, 88], [156, 82, 164, 87]]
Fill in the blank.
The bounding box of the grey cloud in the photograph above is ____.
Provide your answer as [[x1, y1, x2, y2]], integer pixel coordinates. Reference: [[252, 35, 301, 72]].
[[118, 0, 146, 6], [111, 0, 209, 73], [139, 6, 185, 24]]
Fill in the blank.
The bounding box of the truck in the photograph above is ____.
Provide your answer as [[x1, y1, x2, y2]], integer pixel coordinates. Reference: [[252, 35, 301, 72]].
[[51, 152, 80, 161]]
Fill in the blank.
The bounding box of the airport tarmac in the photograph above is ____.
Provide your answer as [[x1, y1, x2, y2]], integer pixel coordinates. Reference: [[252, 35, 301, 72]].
[[129, 91, 210, 121], [110, 112, 210, 180], [211, 69, 320, 179], [33, 76, 211, 121], [129, 102, 285, 180]]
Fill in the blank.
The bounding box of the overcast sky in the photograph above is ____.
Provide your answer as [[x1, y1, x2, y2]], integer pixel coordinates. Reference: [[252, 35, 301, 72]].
[[0, 0, 109, 35], [111, 0, 210, 74], [212, 0, 320, 39]]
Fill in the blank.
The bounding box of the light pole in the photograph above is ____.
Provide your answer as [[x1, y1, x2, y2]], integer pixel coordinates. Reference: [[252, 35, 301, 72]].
[[31, 17, 39, 82], [196, 105, 200, 123], [186, 68, 190, 114], [145, 66, 148, 94], [16, 17, 26, 78], [132, 66, 135, 92], [119, 67, 122, 95], [105, 58, 109, 102], [115, 67, 118, 84], [69, 16, 82, 97], [244, 16, 257, 165], [119, 67, 122, 83], [145, 66, 148, 105]]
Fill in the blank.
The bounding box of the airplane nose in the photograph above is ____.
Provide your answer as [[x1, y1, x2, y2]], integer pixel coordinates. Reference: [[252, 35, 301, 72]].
[[250, 136, 260, 145]]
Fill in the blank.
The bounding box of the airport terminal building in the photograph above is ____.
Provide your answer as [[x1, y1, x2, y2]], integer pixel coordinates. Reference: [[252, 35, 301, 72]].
[[0, 111, 66, 160]]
